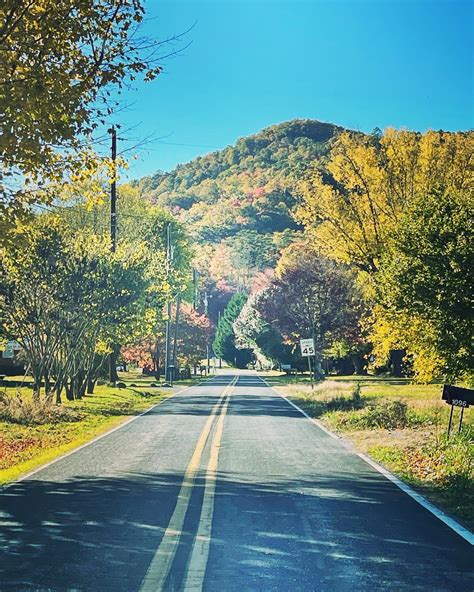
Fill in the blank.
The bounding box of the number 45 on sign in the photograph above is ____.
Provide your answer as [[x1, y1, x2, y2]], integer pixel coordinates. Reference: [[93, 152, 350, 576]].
[[300, 338, 315, 357]]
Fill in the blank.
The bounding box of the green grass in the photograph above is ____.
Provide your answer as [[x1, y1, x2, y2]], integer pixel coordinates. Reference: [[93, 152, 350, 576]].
[[369, 431, 473, 525], [0, 379, 171, 485], [264, 372, 474, 530]]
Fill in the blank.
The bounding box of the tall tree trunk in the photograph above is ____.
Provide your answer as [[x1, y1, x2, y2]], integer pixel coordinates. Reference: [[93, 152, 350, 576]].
[[153, 340, 161, 380], [44, 371, 52, 403], [78, 372, 87, 399], [390, 349, 405, 377], [72, 375, 80, 400], [108, 344, 120, 384], [65, 381, 74, 401], [351, 354, 367, 375], [55, 383, 63, 404]]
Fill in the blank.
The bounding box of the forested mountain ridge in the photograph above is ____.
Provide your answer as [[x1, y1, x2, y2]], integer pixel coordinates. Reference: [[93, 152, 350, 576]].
[[134, 119, 346, 289], [137, 119, 343, 201]]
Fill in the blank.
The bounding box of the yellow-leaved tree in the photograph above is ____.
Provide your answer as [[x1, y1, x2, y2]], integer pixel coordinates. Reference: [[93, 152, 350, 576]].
[[297, 129, 474, 274], [297, 129, 474, 380], [0, 0, 177, 244]]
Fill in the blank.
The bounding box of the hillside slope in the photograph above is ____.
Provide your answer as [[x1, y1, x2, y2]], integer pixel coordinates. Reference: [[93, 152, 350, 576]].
[[135, 119, 345, 290]]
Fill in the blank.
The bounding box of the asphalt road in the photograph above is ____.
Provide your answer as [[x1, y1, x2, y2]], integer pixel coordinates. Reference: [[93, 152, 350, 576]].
[[1, 371, 472, 591]]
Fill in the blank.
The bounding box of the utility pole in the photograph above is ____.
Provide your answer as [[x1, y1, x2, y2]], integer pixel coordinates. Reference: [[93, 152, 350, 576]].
[[110, 125, 117, 253], [218, 309, 222, 369], [171, 292, 181, 384], [192, 268, 197, 310], [164, 223, 172, 383], [204, 290, 210, 371], [109, 125, 118, 384]]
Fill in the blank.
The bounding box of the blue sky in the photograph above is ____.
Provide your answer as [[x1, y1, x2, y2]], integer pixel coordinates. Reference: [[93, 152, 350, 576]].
[[116, 0, 473, 179]]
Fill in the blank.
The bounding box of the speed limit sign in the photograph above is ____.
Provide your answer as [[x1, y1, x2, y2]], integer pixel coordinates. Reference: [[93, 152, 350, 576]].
[[300, 338, 315, 357]]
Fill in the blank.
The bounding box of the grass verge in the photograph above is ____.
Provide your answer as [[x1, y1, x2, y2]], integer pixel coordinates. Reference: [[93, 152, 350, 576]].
[[261, 372, 474, 531], [0, 379, 171, 485]]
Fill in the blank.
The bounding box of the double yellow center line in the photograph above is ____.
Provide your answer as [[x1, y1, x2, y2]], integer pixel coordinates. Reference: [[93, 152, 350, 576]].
[[140, 376, 237, 592]]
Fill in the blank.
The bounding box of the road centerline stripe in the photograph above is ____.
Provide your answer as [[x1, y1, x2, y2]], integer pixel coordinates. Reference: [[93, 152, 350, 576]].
[[183, 377, 236, 591], [139, 376, 236, 592]]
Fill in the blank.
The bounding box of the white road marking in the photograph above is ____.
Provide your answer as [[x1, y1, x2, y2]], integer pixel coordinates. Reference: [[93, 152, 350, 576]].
[[258, 374, 474, 546]]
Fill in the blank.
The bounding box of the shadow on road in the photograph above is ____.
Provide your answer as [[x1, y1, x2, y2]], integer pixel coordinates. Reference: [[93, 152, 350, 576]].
[[1, 467, 472, 591], [149, 393, 305, 419]]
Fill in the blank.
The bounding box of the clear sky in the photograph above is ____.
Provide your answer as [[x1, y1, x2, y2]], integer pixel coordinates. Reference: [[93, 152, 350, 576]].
[[116, 0, 474, 179]]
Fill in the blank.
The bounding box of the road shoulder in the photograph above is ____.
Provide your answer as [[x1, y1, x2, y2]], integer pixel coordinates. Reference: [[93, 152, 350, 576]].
[[262, 375, 474, 546]]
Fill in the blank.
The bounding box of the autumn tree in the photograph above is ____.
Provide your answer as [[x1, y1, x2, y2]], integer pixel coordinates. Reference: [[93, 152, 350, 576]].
[[297, 130, 474, 274], [122, 337, 162, 376], [255, 243, 360, 377], [0, 0, 176, 239], [174, 303, 212, 371]]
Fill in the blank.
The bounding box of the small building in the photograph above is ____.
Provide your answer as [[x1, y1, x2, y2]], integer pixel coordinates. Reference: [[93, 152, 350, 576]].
[[0, 342, 25, 376]]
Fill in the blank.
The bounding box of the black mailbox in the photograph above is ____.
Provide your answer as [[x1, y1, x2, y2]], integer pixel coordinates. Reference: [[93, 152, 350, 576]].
[[442, 384, 474, 408]]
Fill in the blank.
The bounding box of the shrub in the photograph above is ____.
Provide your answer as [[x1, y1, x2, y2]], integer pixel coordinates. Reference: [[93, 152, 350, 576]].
[[0, 391, 81, 426], [335, 399, 418, 430], [363, 400, 409, 429]]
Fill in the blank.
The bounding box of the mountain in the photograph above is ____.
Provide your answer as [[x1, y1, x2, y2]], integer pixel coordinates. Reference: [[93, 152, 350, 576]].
[[134, 119, 345, 290]]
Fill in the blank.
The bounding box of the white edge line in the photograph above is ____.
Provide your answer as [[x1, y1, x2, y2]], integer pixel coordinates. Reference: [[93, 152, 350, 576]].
[[2, 378, 211, 489], [357, 452, 474, 545], [258, 375, 474, 546]]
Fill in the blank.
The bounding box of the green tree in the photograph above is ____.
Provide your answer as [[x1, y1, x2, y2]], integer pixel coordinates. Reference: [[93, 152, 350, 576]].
[[233, 289, 296, 369], [213, 293, 252, 368], [57, 186, 193, 381], [373, 190, 474, 381], [0, 217, 149, 400]]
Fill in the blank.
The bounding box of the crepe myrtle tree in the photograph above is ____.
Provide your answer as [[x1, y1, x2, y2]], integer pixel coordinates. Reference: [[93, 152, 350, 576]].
[[0, 217, 150, 401]]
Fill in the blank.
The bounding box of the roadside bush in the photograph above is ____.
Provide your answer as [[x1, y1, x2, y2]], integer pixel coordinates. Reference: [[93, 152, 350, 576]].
[[0, 391, 81, 426], [334, 400, 419, 430], [363, 400, 410, 429]]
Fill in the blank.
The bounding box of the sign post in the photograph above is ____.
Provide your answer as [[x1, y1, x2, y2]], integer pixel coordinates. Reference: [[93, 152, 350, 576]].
[[441, 385, 474, 435], [300, 338, 315, 390]]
